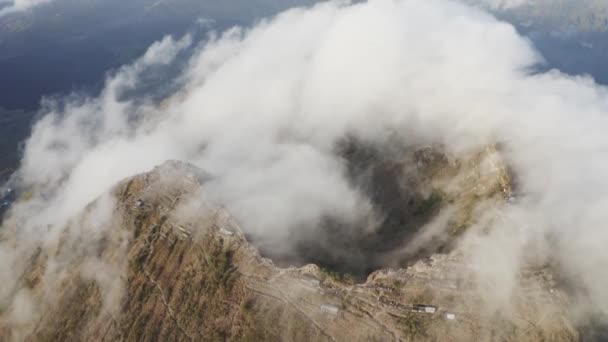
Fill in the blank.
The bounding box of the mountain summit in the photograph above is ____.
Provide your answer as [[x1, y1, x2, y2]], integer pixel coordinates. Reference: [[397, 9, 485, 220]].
[[0, 151, 578, 341]]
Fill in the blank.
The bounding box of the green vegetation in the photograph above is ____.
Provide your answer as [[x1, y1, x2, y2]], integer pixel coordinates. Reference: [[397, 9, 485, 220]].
[[413, 191, 443, 217], [396, 314, 429, 339], [199, 236, 238, 295], [238, 297, 270, 342], [391, 279, 404, 289], [321, 267, 356, 285], [19, 190, 33, 202]]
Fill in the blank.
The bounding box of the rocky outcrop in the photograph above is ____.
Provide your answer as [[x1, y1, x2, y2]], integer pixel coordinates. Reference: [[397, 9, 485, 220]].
[[0, 155, 578, 341]]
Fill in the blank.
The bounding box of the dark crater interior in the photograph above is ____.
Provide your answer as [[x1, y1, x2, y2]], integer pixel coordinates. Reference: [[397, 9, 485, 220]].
[[255, 139, 453, 280]]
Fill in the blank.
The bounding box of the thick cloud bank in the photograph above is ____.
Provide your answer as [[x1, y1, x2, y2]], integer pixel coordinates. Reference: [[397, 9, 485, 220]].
[[3, 0, 608, 324]]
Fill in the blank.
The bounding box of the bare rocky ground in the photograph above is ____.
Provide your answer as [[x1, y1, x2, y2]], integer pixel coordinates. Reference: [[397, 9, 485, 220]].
[[0, 147, 579, 341]]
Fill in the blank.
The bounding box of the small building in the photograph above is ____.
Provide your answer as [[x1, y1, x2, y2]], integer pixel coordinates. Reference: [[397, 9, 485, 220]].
[[320, 304, 339, 316], [446, 282, 458, 290], [177, 226, 192, 240], [301, 275, 321, 288], [446, 313, 456, 320], [219, 227, 234, 236], [424, 306, 437, 314], [132, 199, 146, 210], [412, 304, 437, 314]]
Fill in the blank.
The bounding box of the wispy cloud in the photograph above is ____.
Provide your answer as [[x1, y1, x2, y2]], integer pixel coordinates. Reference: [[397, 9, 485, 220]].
[[0, 0, 51, 17], [461, 0, 540, 10], [3, 0, 608, 332]]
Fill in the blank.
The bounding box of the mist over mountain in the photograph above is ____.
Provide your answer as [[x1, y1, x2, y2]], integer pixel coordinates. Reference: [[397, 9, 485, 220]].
[[0, 0, 317, 181], [465, 0, 608, 84], [1, 0, 607, 177], [0, 0, 318, 110], [3, 0, 608, 340]]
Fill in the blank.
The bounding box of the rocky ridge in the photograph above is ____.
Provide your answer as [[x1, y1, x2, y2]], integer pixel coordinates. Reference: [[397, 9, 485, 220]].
[[0, 149, 578, 341]]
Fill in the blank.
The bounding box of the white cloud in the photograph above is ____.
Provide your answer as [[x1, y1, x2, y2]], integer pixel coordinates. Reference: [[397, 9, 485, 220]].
[[4, 0, 608, 327], [461, 0, 556, 10], [0, 0, 51, 17]]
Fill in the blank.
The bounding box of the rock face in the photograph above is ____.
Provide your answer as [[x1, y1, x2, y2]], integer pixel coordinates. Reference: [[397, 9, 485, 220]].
[[286, 143, 513, 278], [0, 156, 578, 341]]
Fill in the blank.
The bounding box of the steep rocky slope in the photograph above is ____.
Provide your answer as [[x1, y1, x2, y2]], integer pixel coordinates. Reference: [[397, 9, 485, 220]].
[[0, 149, 578, 341], [283, 142, 513, 278]]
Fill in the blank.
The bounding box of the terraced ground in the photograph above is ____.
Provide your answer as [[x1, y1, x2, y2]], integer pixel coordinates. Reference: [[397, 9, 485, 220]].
[[0, 149, 578, 341]]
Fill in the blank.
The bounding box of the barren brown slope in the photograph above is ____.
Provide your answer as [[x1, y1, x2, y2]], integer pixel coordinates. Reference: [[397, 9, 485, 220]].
[[0, 155, 578, 341]]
